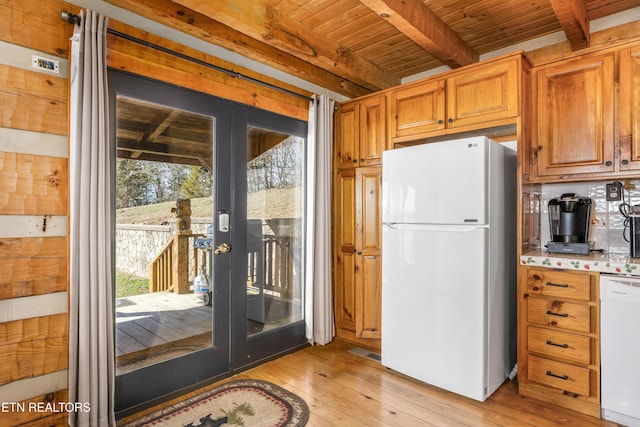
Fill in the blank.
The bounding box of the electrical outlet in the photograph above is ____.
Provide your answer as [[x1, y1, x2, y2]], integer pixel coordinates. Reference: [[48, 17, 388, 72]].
[[606, 182, 622, 201], [32, 55, 59, 74]]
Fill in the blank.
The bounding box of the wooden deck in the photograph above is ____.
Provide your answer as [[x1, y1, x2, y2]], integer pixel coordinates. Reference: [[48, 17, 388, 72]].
[[115, 291, 212, 374]]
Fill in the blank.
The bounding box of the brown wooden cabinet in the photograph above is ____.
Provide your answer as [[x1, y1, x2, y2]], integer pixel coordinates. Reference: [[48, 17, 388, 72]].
[[387, 79, 445, 142], [446, 56, 520, 130], [334, 93, 385, 347], [332, 52, 529, 351], [388, 53, 524, 144], [517, 267, 600, 417], [335, 95, 386, 169], [333, 167, 382, 342], [619, 43, 640, 172], [533, 52, 615, 178], [530, 42, 640, 181]]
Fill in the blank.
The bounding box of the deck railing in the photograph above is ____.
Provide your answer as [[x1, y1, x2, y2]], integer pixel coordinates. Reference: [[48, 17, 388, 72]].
[[149, 232, 202, 294], [247, 235, 298, 298], [263, 236, 294, 297], [149, 231, 298, 298]]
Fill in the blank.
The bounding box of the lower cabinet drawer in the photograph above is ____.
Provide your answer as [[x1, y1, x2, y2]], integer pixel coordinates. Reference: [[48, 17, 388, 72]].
[[527, 297, 591, 333], [527, 355, 591, 396], [527, 326, 591, 364]]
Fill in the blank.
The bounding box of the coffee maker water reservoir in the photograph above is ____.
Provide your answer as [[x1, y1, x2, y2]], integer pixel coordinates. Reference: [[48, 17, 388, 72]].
[[547, 193, 593, 255]]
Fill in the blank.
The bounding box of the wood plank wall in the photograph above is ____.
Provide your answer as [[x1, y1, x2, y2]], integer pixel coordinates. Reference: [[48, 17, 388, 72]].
[[0, 0, 76, 425]]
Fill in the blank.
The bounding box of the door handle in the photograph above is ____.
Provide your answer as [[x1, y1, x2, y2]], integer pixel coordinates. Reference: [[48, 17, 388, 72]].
[[214, 243, 231, 254]]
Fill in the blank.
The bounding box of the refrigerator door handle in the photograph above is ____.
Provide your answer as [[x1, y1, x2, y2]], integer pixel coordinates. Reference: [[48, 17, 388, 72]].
[[383, 223, 488, 233]]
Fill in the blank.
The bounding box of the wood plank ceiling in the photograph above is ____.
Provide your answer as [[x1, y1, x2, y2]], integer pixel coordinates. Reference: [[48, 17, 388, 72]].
[[107, 0, 640, 98]]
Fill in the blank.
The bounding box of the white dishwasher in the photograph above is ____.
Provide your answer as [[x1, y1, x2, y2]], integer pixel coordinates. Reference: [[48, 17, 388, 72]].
[[600, 274, 640, 427]]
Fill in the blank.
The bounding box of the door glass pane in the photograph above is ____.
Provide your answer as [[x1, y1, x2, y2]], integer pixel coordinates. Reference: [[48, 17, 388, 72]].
[[114, 95, 214, 374], [246, 127, 305, 335]]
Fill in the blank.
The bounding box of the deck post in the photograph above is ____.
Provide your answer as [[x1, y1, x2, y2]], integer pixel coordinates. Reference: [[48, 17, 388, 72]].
[[172, 198, 192, 294]]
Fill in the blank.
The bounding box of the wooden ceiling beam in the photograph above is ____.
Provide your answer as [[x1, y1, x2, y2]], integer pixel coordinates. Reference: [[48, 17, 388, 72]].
[[548, 0, 590, 50], [116, 137, 211, 160], [105, 0, 374, 98], [169, 0, 400, 91], [142, 110, 181, 143], [117, 150, 203, 167], [359, 0, 478, 69]]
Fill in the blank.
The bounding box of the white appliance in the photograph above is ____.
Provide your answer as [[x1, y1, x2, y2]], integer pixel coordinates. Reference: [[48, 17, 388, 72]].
[[600, 274, 640, 427], [381, 136, 516, 402]]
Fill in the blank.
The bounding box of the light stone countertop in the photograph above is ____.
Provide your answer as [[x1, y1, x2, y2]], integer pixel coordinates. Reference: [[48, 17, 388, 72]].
[[520, 249, 640, 276]]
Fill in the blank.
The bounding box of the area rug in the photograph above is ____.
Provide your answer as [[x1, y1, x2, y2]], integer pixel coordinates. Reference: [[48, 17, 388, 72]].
[[124, 379, 309, 427]]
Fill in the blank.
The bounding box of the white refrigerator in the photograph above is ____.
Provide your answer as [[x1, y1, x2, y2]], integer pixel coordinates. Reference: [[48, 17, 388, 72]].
[[381, 136, 516, 402]]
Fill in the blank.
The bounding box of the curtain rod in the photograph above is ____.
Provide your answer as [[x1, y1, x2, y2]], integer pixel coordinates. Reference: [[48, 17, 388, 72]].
[[60, 10, 314, 103]]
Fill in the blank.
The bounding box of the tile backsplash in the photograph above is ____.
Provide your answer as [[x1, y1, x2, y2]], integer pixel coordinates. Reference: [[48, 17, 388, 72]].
[[540, 180, 640, 254]]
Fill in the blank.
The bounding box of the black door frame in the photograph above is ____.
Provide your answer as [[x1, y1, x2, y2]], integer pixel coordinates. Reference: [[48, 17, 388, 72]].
[[109, 71, 309, 417]]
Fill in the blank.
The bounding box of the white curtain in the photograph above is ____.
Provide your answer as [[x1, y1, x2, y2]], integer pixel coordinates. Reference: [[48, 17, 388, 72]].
[[68, 10, 115, 427], [305, 94, 336, 345]]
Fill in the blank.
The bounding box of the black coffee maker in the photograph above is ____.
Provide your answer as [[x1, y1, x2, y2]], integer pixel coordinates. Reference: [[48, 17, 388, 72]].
[[547, 193, 593, 255]]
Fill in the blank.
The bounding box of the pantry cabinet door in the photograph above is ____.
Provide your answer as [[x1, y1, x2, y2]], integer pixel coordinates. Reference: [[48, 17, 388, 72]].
[[355, 167, 382, 339], [334, 169, 357, 331]]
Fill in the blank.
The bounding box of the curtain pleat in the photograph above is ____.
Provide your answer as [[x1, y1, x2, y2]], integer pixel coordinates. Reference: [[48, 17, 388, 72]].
[[68, 10, 115, 427], [305, 95, 335, 345]]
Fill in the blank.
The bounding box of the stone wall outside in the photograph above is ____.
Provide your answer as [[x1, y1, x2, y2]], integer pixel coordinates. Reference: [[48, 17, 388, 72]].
[[116, 220, 211, 278]]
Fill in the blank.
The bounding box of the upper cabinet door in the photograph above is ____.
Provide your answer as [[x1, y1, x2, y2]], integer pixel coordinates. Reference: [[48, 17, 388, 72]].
[[335, 96, 385, 169], [359, 95, 386, 166], [388, 79, 446, 143], [446, 57, 520, 129], [534, 52, 615, 177], [619, 44, 640, 172], [335, 101, 360, 169]]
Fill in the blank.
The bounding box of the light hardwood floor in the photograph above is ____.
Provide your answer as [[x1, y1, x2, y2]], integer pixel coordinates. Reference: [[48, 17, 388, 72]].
[[121, 338, 616, 426]]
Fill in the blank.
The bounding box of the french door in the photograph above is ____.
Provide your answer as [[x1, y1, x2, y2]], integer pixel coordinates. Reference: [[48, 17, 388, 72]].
[[109, 71, 307, 416], [229, 105, 308, 369]]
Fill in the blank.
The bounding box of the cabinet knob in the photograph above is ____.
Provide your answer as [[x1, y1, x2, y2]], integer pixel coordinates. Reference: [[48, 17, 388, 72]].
[[353, 159, 357, 163], [448, 118, 453, 123], [622, 159, 630, 165], [606, 160, 613, 166], [438, 119, 443, 125], [357, 251, 362, 255]]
